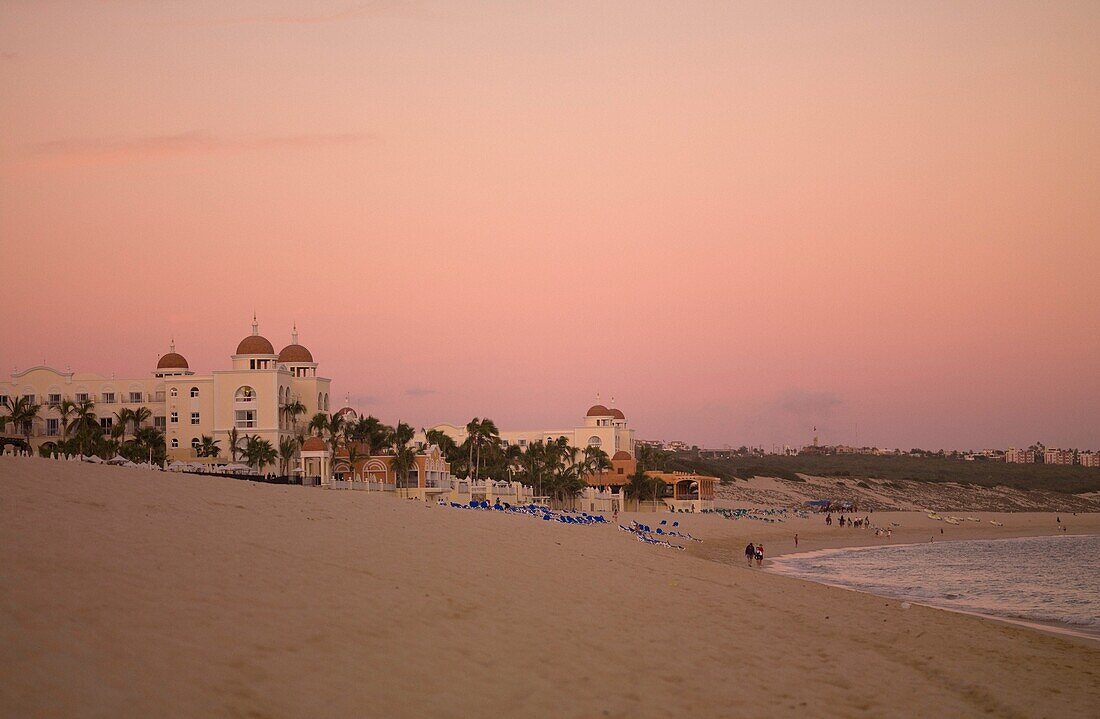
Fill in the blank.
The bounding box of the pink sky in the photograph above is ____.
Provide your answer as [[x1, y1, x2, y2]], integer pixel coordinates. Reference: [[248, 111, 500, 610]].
[[1, 1, 1098, 450]]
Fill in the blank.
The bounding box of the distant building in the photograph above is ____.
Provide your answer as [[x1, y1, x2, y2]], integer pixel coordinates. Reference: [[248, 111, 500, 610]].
[[1043, 448, 1075, 465], [1005, 447, 1036, 464], [1077, 451, 1099, 468], [665, 440, 690, 452]]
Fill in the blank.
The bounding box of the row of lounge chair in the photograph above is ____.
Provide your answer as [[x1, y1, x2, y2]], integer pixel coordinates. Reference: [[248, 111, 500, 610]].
[[442, 500, 608, 525]]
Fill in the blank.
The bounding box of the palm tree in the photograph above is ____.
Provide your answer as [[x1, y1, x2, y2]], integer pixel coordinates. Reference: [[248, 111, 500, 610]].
[[134, 426, 165, 464], [624, 467, 651, 511], [278, 436, 298, 477], [581, 445, 612, 482], [113, 408, 133, 441], [130, 406, 151, 438], [390, 443, 419, 495], [2, 396, 41, 448], [323, 412, 345, 460], [57, 398, 77, 440], [227, 427, 243, 462], [69, 398, 99, 455], [345, 443, 362, 481], [197, 435, 221, 458], [242, 436, 276, 472], [308, 412, 329, 438], [283, 400, 307, 432], [465, 417, 480, 479]]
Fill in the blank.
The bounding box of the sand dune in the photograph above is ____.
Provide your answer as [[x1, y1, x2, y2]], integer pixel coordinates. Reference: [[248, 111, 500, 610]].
[[2, 456, 1098, 718]]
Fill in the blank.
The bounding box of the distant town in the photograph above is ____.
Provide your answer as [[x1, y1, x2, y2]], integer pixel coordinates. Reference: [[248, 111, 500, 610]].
[[636, 439, 1100, 468]]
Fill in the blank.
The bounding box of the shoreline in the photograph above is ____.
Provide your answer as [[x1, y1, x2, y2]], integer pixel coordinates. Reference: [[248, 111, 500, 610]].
[[765, 535, 1100, 644]]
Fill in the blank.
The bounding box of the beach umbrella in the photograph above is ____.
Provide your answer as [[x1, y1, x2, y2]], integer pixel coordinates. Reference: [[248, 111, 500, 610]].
[[105, 455, 128, 465]]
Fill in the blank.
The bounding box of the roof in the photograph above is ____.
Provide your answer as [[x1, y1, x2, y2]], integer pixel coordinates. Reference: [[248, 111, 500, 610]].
[[612, 450, 632, 460], [278, 343, 314, 363], [236, 335, 275, 355], [300, 436, 326, 451], [586, 404, 611, 417], [157, 352, 189, 369], [610, 408, 625, 420]]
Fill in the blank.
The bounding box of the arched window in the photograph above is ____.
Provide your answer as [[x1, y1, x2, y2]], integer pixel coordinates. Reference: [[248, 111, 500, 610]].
[[587, 436, 602, 448], [235, 386, 256, 403], [171, 438, 179, 448], [317, 392, 322, 409], [190, 387, 199, 398], [191, 437, 200, 449], [170, 388, 178, 398], [324, 393, 329, 411]]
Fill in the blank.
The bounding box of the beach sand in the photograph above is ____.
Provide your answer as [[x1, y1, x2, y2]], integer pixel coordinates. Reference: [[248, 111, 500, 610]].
[[2, 456, 1098, 718]]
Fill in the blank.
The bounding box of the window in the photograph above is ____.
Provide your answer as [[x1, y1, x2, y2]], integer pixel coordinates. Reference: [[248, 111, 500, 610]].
[[171, 438, 179, 448], [235, 386, 256, 403], [190, 387, 199, 398], [129, 391, 143, 403], [190, 412, 200, 425], [617, 468, 624, 475], [169, 388, 178, 398], [47, 393, 61, 406], [587, 436, 602, 448], [154, 416, 166, 430], [101, 417, 113, 432], [46, 419, 60, 436], [102, 392, 116, 404], [0, 395, 8, 407], [191, 437, 200, 449], [75, 392, 88, 402], [22, 393, 36, 404], [518, 439, 527, 447], [170, 411, 178, 424], [235, 409, 256, 428]]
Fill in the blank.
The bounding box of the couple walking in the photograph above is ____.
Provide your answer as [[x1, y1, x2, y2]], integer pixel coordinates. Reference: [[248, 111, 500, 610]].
[[744, 542, 763, 567]]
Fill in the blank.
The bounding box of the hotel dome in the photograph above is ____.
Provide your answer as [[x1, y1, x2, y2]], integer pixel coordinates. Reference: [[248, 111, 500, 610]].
[[612, 450, 632, 460], [157, 351, 189, 370], [610, 408, 625, 420], [237, 334, 275, 355], [278, 343, 314, 363], [301, 436, 326, 452], [586, 404, 611, 417]]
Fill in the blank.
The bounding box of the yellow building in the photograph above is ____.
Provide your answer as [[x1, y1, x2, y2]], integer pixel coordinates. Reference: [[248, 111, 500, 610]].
[[423, 402, 637, 459], [2, 318, 331, 470]]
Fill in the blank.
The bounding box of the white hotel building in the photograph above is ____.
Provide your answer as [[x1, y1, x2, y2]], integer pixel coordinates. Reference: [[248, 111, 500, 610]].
[[2, 319, 331, 463]]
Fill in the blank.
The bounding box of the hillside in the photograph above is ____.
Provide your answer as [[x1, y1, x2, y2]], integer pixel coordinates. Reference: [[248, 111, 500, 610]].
[[665, 452, 1100, 495]]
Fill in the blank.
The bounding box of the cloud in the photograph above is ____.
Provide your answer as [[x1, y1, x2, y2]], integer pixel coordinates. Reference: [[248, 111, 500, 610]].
[[26, 130, 369, 163], [404, 387, 438, 398]]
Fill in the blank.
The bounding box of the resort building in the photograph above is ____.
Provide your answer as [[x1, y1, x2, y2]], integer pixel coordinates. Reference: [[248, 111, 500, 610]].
[[421, 402, 637, 458], [1, 318, 331, 466], [1042, 448, 1075, 465], [1005, 447, 1037, 464], [1079, 451, 1100, 468]]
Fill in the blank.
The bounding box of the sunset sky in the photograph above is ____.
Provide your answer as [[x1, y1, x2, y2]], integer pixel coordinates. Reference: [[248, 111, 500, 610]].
[[1, 1, 1097, 450]]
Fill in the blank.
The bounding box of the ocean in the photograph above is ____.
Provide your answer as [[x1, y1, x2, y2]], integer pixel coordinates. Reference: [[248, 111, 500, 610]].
[[768, 534, 1100, 640]]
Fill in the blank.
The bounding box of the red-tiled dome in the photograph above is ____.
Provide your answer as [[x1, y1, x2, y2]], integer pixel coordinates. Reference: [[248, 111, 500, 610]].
[[278, 343, 313, 363], [157, 352, 189, 369], [586, 404, 611, 417], [301, 436, 326, 451], [612, 450, 632, 460], [236, 335, 275, 355], [610, 408, 625, 420]]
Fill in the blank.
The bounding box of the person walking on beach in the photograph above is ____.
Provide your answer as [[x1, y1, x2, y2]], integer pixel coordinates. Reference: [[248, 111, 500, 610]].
[[754, 544, 764, 567], [745, 542, 755, 567], [794, 533, 799, 547]]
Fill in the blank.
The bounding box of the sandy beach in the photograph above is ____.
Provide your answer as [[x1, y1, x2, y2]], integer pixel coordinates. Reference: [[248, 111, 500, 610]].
[[2, 456, 1098, 718]]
